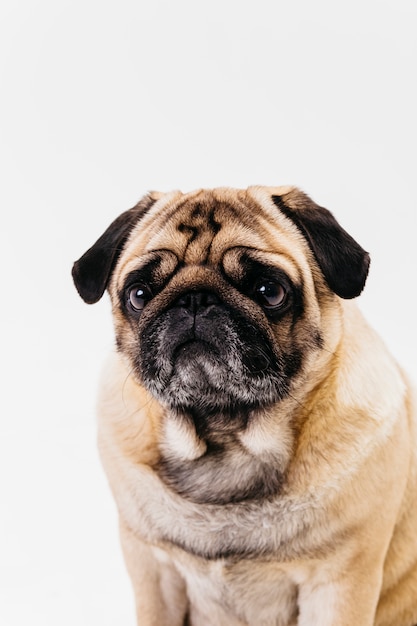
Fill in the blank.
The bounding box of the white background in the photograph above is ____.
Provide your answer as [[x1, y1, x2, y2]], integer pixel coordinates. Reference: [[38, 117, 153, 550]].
[[0, 1, 416, 624]]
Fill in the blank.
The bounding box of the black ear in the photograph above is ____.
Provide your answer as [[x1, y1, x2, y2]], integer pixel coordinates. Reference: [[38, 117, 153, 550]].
[[272, 192, 370, 299], [72, 194, 157, 304]]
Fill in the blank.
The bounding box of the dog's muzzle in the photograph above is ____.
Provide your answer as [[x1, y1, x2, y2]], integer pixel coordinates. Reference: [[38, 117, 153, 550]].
[[137, 287, 290, 414]]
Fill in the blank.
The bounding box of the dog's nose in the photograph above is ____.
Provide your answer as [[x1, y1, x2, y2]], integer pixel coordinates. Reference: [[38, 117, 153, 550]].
[[175, 290, 220, 314]]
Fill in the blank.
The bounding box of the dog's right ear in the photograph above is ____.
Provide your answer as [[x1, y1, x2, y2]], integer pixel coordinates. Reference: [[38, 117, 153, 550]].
[[72, 194, 157, 304]]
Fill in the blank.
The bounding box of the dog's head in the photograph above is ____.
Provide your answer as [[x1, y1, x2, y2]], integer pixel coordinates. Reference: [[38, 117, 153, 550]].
[[73, 186, 369, 435]]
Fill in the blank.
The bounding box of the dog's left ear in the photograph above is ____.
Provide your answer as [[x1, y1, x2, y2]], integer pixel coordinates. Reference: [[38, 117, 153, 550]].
[[272, 192, 370, 299], [72, 194, 157, 304]]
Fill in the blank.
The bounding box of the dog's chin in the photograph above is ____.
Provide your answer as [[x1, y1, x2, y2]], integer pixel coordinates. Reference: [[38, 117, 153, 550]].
[[139, 338, 288, 418]]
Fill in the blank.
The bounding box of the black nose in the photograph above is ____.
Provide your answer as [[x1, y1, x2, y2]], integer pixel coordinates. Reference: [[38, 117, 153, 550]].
[[175, 290, 221, 314]]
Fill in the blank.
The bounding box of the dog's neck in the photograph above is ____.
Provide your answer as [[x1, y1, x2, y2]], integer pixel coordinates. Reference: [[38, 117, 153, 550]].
[[156, 403, 297, 505]]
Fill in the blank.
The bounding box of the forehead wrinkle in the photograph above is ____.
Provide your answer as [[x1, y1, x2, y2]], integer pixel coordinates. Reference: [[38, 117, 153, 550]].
[[119, 190, 204, 262], [178, 194, 269, 265], [144, 195, 221, 263], [115, 194, 196, 279], [114, 248, 179, 295], [115, 187, 314, 287], [132, 192, 214, 258], [242, 250, 302, 284]]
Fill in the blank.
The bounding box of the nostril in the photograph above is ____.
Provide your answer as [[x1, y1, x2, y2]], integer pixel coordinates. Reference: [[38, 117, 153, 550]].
[[176, 290, 220, 312], [197, 291, 220, 307]]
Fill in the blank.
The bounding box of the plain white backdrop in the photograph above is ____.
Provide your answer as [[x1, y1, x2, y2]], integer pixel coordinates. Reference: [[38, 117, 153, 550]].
[[0, 1, 416, 624]]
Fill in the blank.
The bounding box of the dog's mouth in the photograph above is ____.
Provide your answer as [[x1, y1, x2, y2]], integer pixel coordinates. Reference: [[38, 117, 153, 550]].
[[173, 338, 219, 360], [170, 338, 229, 402]]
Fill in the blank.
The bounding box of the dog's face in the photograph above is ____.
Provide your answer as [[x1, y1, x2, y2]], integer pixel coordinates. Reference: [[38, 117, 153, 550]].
[[113, 189, 321, 423], [73, 186, 369, 441]]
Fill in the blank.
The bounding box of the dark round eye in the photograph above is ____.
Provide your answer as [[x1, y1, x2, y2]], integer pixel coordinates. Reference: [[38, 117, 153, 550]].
[[255, 280, 287, 309], [128, 285, 150, 312]]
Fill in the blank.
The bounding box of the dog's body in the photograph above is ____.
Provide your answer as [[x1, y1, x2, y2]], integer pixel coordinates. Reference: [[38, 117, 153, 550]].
[[73, 186, 417, 626]]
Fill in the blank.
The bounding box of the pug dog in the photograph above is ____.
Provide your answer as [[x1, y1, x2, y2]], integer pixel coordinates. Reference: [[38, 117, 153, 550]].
[[72, 186, 417, 626]]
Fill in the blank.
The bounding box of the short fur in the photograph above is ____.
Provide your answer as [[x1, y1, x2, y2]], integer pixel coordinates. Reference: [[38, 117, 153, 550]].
[[73, 186, 417, 626]]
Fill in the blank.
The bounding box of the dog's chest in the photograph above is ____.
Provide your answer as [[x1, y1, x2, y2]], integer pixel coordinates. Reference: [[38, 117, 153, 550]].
[[158, 430, 285, 505], [172, 553, 299, 626]]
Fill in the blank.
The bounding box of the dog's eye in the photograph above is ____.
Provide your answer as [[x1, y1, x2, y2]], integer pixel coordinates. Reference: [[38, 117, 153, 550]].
[[254, 280, 287, 309], [128, 285, 150, 312]]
